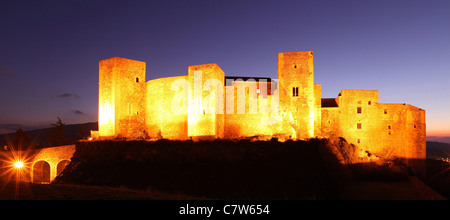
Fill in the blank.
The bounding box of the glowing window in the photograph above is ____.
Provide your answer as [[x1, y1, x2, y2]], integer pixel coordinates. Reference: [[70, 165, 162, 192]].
[[256, 88, 260, 94]]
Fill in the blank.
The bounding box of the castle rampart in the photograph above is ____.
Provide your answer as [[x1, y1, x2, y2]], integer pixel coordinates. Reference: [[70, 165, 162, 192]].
[[96, 51, 426, 175]]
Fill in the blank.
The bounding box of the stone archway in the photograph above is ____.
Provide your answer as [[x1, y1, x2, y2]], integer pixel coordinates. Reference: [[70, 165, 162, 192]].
[[56, 160, 70, 176], [33, 160, 51, 184], [30, 145, 76, 183]]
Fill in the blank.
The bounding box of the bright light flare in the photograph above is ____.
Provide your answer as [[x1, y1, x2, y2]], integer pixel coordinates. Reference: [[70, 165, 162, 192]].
[[14, 161, 24, 169]]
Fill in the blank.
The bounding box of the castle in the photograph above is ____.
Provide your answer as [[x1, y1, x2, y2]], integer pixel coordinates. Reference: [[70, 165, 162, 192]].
[[95, 51, 426, 173]]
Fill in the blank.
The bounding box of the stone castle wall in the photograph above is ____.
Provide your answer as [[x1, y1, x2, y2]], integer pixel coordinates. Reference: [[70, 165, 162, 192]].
[[97, 51, 426, 175]]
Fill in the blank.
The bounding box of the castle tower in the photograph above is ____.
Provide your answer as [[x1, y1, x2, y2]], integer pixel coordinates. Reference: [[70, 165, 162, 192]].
[[98, 57, 146, 138], [277, 51, 315, 139], [188, 63, 225, 139]]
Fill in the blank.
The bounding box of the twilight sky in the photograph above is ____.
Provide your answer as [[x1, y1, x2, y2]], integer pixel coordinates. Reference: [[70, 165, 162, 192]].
[[0, 0, 449, 137]]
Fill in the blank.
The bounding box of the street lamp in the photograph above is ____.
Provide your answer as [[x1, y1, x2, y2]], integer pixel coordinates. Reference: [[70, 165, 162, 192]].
[[14, 161, 24, 169]]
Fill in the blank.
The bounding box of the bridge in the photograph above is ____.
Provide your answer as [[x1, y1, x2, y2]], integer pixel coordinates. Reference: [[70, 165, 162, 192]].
[[31, 145, 76, 183], [0, 145, 76, 184]]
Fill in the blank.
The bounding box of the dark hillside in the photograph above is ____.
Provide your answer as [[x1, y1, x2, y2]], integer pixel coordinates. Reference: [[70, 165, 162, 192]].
[[54, 139, 349, 200], [0, 122, 98, 147]]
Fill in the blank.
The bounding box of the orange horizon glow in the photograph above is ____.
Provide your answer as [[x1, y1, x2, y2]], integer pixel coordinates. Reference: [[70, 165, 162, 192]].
[[427, 132, 450, 137]]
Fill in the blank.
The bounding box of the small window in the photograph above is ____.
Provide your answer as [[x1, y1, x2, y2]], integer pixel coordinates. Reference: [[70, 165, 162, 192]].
[[293, 87, 299, 97], [357, 123, 362, 129], [414, 125, 417, 128], [388, 125, 392, 130], [256, 88, 260, 94], [358, 101, 362, 105], [357, 107, 362, 114], [388, 131, 392, 135], [136, 77, 139, 83], [368, 101, 372, 105], [384, 109, 388, 115], [294, 65, 297, 68], [357, 139, 361, 144]]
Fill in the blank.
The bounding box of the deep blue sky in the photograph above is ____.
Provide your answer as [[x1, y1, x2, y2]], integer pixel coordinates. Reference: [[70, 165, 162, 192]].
[[0, 0, 449, 136]]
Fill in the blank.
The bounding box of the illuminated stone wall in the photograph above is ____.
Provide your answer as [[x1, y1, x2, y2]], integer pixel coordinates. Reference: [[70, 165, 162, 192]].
[[376, 103, 426, 174], [31, 145, 76, 183], [335, 90, 381, 153], [0, 145, 76, 183], [321, 106, 341, 138], [99, 57, 146, 138], [321, 90, 426, 175], [223, 80, 279, 139], [314, 84, 322, 137], [96, 51, 426, 175], [98, 58, 116, 137], [187, 63, 225, 139], [277, 51, 316, 140], [145, 76, 188, 140]]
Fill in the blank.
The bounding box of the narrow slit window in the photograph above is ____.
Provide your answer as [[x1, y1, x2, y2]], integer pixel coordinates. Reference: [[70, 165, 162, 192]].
[[357, 139, 360, 144], [293, 87, 299, 97], [384, 109, 388, 115], [357, 107, 362, 114], [136, 77, 139, 83]]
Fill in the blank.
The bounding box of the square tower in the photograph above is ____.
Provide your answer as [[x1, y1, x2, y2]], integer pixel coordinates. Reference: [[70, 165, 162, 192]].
[[99, 57, 146, 138], [188, 63, 225, 139], [277, 51, 315, 139]]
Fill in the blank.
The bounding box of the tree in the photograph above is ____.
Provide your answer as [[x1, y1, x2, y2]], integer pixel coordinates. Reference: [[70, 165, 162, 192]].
[[11, 127, 32, 151], [47, 117, 68, 147], [77, 125, 88, 140]]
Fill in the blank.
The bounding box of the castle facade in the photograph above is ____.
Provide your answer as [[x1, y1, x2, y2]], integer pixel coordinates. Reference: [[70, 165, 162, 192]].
[[96, 51, 426, 173]]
